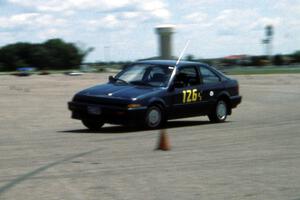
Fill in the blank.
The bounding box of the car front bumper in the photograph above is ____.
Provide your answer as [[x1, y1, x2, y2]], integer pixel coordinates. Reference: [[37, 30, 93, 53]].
[[68, 101, 147, 125]]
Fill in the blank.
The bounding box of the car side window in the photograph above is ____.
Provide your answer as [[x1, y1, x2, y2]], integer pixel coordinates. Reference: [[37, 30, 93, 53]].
[[174, 66, 199, 88], [199, 66, 220, 84]]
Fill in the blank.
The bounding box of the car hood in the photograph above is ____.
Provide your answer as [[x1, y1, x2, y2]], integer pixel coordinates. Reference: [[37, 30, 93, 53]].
[[77, 83, 160, 99]]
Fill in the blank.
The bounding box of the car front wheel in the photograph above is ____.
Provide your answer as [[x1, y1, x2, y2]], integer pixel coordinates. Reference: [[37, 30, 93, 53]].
[[208, 100, 228, 123], [82, 119, 104, 131], [144, 106, 165, 129]]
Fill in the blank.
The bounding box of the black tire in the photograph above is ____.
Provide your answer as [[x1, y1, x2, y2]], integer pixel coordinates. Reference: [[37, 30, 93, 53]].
[[144, 105, 165, 129], [81, 119, 104, 131], [208, 100, 228, 123]]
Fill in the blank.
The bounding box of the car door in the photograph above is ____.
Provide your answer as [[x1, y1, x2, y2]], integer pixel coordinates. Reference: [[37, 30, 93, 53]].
[[197, 65, 225, 114], [169, 66, 204, 118]]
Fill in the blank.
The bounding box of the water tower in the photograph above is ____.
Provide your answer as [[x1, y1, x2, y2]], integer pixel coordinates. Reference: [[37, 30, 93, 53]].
[[262, 25, 274, 60], [155, 25, 175, 60]]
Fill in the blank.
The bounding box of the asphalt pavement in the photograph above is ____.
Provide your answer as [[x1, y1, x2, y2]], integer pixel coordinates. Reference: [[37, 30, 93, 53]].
[[0, 73, 299, 200]]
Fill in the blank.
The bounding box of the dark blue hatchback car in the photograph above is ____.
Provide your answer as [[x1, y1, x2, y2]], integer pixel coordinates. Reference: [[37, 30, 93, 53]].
[[68, 60, 242, 130]]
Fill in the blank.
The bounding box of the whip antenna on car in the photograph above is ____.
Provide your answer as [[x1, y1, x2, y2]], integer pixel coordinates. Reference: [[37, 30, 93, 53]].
[[176, 40, 190, 66]]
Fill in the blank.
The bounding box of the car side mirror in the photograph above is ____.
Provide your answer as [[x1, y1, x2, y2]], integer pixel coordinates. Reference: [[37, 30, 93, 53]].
[[174, 80, 185, 88], [168, 80, 184, 91], [109, 75, 114, 82]]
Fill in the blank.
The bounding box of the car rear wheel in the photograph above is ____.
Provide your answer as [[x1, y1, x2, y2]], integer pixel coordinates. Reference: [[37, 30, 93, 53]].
[[208, 100, 228, 123], [82, 119, 104, 131], [144, 106, 165, 129]]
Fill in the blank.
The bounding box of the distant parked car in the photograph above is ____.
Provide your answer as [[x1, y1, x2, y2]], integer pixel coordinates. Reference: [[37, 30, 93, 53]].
[[14, 67, 35, 76], [64, 71, 84, 76], [68, 60, 242, 130]]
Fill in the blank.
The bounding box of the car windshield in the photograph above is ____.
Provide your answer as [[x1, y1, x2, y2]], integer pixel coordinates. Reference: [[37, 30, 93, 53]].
[[114, 64, 174, 87]]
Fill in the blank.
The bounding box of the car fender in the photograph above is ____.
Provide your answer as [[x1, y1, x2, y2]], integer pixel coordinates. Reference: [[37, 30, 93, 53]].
[[148, 97, 167, 109], [216, 90, 230, 100]]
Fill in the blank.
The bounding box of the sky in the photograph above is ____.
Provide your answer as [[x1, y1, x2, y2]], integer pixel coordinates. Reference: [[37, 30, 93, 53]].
[[0, 0, 299, 62]]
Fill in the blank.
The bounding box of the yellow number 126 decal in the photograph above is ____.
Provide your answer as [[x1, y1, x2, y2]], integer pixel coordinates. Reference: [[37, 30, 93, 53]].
[[182, 89, 202, 103]]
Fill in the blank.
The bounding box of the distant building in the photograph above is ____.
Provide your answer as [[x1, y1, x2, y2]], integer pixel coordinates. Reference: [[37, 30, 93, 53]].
[[223, 54, 251, 66]]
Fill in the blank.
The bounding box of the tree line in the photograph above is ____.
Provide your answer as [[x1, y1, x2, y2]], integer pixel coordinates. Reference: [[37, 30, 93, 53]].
[[0, 39, 93, 71], [186, 51, 300, 67]]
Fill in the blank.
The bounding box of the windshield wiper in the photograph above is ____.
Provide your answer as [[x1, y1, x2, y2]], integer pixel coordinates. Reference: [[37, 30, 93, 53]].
[[130, 80, 153, 87], [111, 77, 129, 84]]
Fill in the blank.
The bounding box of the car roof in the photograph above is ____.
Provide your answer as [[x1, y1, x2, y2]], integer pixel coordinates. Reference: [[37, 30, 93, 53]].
[[135, 60, 208, 67]]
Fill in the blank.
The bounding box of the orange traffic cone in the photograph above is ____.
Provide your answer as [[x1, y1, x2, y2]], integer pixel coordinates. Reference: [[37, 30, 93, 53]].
[[156, 129, 171, 151]]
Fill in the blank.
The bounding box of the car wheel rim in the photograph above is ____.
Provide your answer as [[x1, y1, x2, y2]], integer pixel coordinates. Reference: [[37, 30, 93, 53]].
[[216, 101, 227, 120], [147, 108, 161, 127]]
